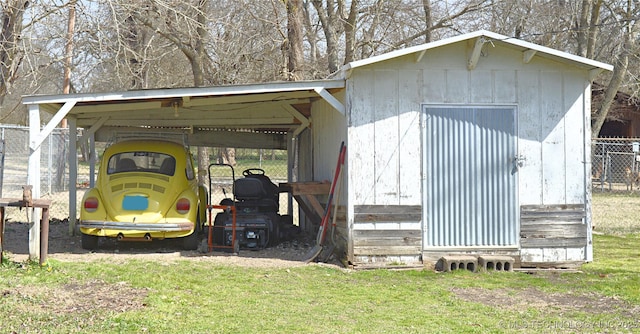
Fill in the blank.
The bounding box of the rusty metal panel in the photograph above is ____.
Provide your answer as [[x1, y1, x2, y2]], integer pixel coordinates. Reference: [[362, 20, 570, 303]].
[[423, 106, 518, 247]]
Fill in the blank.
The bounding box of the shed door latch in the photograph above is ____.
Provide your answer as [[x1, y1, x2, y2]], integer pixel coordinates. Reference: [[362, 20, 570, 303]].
[[513, 155, 526, 171]]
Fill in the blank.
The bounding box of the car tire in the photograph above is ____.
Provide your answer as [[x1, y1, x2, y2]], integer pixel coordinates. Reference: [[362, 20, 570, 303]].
[[182, 231, 200, 250], [81, 233, 99, 250]]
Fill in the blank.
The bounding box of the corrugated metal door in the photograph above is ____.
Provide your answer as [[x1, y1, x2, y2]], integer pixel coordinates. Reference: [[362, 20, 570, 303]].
[[423, 106, 518, 248]]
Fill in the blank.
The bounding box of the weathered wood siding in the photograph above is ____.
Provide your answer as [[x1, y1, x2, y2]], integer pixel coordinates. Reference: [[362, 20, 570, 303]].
[[520, 204, 589, 266], [351, 205, 422, 265]]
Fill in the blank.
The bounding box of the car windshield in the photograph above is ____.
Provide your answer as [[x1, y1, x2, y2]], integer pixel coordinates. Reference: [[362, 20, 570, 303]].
[[107, 152, 176, 176]]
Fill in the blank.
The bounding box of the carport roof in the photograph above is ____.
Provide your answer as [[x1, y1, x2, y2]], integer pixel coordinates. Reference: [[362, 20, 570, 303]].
[[22, 79, 346, 132]]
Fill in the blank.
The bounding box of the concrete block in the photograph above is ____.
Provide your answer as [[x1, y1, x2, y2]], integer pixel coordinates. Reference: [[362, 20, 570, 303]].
[[478, 256, 514, 271], [436, 256, 478, 272]]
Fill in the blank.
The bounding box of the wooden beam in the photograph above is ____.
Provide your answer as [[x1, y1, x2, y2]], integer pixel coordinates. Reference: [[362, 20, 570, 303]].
[[78, 116, 109, 145], [78, 102, 298, 120], [188, 130, 288, 149], [96, 117, 296, 127], [282, 104, 310, 137], [279, 181, 330, 194], [93, 126, 289, 149], [31, 100, 77, 150], [467, 37, 485, 70], [182, 92, 313, 107], [589, 68, 604, 81], [71, 101, 162, 113], [523, 49, 537, 63], [314, 87, 345, 115]]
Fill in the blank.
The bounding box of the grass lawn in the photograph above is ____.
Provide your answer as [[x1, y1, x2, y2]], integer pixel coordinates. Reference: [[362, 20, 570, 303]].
[[1, 192, 639, 333]]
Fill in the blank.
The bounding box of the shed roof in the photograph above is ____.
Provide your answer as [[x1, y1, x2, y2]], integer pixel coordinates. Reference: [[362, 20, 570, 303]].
[[342, 30, 613, 76]]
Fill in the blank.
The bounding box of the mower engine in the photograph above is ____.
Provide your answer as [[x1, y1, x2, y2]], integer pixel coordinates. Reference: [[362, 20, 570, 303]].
[[218, 213, 274, 249]]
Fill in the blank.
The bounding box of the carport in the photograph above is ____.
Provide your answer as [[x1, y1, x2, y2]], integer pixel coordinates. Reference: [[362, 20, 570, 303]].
[[21, 79, 346, 259]]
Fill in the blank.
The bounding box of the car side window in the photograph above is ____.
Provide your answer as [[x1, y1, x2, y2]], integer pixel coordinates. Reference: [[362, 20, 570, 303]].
[[185, 152, 195, 180]]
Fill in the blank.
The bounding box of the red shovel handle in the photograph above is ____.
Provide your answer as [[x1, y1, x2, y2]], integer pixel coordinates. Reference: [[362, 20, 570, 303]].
[[318, 142, 346, 245]]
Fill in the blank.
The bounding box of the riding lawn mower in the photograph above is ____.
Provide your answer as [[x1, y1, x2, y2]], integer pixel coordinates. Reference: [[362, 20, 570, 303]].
[[207, 164, 299, 250]]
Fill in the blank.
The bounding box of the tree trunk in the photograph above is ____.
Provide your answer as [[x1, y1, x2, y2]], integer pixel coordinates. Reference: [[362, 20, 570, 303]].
[[585, 0, 602, 59], [592, 61, 625, 138], [422, 0, 432, 43], [592, 0, 634, 138], [217, 148, 236, 166], [194, 0, 209, 185], [576, 0, 591, 57], [0, 0, 29, 106], [312, 0, 340, 73], [343, 0, 358, 64], [286, 0, 303, 81]]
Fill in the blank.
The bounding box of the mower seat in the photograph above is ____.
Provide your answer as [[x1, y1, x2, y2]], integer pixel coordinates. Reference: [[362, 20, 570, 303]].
[[235, 178, 267, 199], [234, 178, 278, 211]]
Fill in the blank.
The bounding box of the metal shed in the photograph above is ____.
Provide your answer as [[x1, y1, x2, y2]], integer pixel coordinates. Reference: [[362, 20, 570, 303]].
[[22, 30, 612, 269]]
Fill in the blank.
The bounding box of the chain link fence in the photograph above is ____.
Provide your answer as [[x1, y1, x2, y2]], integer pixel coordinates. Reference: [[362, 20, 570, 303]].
[[0, 125, 291, 222], [592, 138, 640, 193], [0, 125, 73, 222]]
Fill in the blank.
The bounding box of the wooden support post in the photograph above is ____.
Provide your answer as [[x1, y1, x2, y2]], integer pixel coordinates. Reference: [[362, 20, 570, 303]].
[[0, 207, 4, 264], [40, 206, 50, 265]]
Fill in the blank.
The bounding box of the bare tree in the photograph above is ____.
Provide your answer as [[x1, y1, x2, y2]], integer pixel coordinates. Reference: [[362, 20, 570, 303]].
[[592, 0, 639, 138], [62, 0, 76, 96], [422, 0, 433, 42], [285, 0, 304, 81], [110, 1, 218, 180], [576, 0, 603, 59], [310, 0, 344, 74], [0, 0, 30, 106], [309, 0, 491, 76]]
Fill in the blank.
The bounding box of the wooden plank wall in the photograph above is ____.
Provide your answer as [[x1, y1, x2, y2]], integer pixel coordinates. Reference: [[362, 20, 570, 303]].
[[351, 205, 422, 261], [520, 204, 587, 247]]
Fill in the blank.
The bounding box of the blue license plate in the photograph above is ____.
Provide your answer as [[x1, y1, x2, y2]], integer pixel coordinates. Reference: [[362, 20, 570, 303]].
[[122, 195, 148, 210]]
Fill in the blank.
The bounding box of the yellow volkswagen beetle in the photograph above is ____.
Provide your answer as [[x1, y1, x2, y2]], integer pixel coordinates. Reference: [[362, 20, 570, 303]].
[[79, 139, 207, 250]]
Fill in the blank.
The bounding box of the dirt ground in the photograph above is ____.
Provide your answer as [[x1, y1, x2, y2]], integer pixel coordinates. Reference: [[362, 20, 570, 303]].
[[452, 286, 640, 319], [0, 218, 342, 269]]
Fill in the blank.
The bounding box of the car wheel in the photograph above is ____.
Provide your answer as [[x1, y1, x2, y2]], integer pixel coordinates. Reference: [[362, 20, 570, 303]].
[[81, 233, 99, 250], [182, 231, 200, 250]]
